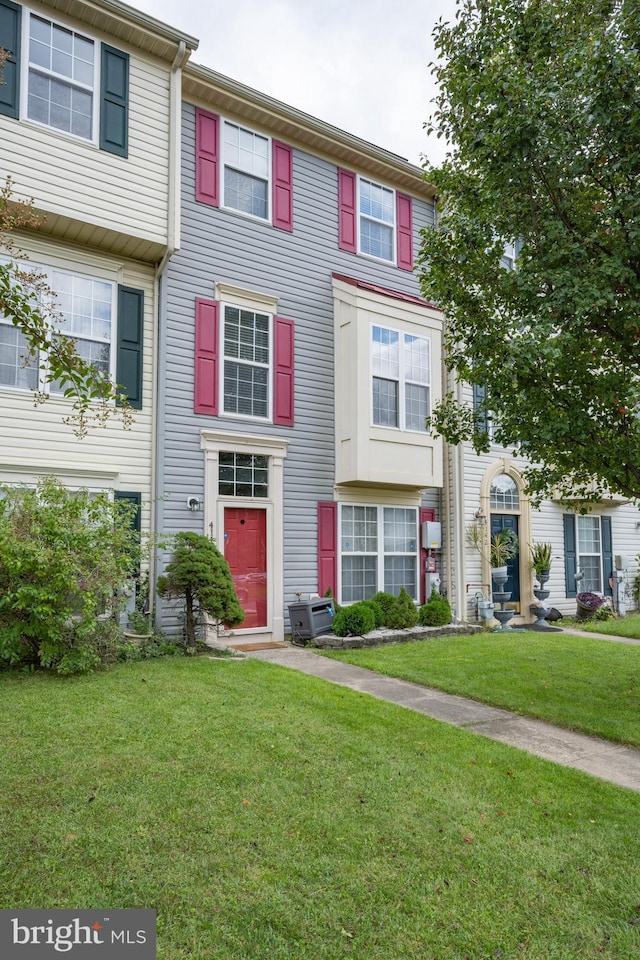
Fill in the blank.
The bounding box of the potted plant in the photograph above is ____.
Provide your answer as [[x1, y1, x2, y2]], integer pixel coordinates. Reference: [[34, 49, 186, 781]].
[[489, 528, 518, 577], [530, 542, 553, 582]]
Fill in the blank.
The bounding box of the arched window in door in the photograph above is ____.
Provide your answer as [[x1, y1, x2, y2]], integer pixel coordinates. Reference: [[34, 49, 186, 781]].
[[490, 474, 519, 512]]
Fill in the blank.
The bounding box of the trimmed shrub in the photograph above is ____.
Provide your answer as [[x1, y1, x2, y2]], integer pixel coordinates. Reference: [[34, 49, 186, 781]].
[[157, 532, 244, 648], [332, 602, 377, 637], [361, 599, 385, 628], [371, 591, 397, 624], [385, 587, 420, 629], [419, 590, 452, 627]]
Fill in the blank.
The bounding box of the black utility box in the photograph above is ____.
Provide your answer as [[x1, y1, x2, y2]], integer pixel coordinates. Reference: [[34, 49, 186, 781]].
[[288, 598, 335, 641]]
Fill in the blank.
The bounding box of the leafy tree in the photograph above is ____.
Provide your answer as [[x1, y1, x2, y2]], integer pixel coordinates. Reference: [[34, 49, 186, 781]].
[[157, 532, 245, 648], [0, 477, 140, 674], [418, 0, 640, 503]]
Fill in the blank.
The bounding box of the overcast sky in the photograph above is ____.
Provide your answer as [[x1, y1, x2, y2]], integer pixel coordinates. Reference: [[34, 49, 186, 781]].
[[130, 0, 458, 169]]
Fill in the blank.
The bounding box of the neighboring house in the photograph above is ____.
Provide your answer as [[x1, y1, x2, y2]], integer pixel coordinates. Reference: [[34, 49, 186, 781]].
[[444, 380, 640, 625], [0, 0, 197, 542], [155, 64, 445, 643]]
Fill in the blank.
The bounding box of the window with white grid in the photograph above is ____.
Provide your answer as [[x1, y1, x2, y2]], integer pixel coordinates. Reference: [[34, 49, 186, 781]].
[[340, 504, 418, 603], [576, 515, 602, 593], [489, 474, 519, 511], [371, 325, 429, 432], [27, 13, 96, 141], [0, 259, 114, 394], [222, 305, 270, 419], [223, 121, 270, 220], [49, 270, 113, 392], [359, 178, 395, 262], [218, 452, 269, 498]]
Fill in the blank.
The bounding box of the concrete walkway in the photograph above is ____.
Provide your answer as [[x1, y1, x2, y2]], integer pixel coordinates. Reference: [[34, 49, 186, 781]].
[[245, 642, 640, 793]]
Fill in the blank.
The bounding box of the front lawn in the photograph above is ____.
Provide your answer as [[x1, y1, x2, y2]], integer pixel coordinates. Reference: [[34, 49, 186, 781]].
[[577, 612, 640, 640], [324, 631, 640, 746], [1, 658, 640, 959]]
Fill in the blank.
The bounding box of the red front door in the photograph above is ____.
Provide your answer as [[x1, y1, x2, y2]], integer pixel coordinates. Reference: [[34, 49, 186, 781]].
[[224, 508, 267, 628]]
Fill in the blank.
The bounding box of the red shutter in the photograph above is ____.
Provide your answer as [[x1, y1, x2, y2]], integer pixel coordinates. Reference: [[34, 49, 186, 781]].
[[273, 316, 294, 426], [272, 141, 293, 231], [195, 108, 219, 207], [396, 192, 413, 270], [318, 501, 338, 598], [419, 507, 436, 604], [194, 298, 218, 415], [338, 168, 357, 252]]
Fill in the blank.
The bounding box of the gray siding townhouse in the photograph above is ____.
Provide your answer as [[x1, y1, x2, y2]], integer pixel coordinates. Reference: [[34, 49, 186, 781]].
[[155, 65, 445, 644]]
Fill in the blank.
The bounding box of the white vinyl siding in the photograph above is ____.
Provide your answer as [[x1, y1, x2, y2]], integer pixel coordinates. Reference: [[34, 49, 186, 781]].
[[0, 49, 171, 251]]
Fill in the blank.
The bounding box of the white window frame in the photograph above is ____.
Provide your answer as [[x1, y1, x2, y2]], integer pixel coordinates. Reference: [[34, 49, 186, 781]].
[[220, 300, 273, 423], [575, 515, 604, 594], [20, 6, 100, 145], [220, 119, 272, 223], [338, 503, 419, 604], [358, 176, 396, 264], [0, 258, 116, 396], [370, 323, 430, 433]]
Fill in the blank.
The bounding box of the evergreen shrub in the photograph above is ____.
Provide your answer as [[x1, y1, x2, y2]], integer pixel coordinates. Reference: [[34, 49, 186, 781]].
[[419, 590, 452, 627]]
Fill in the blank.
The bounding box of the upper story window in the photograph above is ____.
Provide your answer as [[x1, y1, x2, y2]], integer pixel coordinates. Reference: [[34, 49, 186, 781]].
[[371, 324, 430, 432], [194, 291, 295, 426], [0, 2, 129, 156], [28, 14, 95, 140], [359, 178, 394, 261], [222, 121, 270, 220], [195, 109, 294, 231], [338, 168, 414, 270], [222, 304, 271, 419]]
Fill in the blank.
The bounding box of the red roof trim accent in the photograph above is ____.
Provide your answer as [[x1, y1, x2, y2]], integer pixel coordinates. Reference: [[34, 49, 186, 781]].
[[332, 273, 436, 309]]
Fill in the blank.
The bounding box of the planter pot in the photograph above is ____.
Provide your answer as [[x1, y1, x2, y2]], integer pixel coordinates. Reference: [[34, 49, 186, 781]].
[[491, 566, 508, 581]]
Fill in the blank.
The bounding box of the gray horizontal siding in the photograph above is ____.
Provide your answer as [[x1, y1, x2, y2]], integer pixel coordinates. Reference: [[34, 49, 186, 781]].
[[156, 102, 438, 629]]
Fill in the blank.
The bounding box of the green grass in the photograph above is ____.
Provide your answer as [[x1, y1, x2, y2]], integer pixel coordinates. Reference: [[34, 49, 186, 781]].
[[577, 612, 640, 640], [324, 631, 640, 747], [1, 658, 640, 959]]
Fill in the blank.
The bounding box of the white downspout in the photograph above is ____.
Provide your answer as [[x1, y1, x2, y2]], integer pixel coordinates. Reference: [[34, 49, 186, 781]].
[[149, 40, 188, 619]]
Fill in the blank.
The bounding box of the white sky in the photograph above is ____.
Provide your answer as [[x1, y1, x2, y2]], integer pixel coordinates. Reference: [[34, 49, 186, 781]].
[[129, 0, 458, 169]]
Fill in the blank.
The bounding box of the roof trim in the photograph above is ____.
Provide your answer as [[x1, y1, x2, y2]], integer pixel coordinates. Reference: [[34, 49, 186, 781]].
[[183, 63, 435, 200], [332, 273, 438, 310]]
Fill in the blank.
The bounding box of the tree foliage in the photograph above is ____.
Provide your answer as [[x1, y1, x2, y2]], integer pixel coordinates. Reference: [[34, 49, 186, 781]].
[[0, 477, 140, 673], [418, 0, 640, 503], [157, 532, 245, 647]]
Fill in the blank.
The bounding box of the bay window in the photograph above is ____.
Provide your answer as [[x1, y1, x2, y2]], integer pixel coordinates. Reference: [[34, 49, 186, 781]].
[[371, 325, 430, 431]]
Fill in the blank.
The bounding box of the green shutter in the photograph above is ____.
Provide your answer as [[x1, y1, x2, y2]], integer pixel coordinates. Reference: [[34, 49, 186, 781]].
[[563, 513, 577, 598], [473, 383, 489, 435], [601, 516, 613, 597], [100, 44, 129, 157], [0, 0, 21, 119], [116, 285, 144, 410], [115, 491, 141, 579]]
